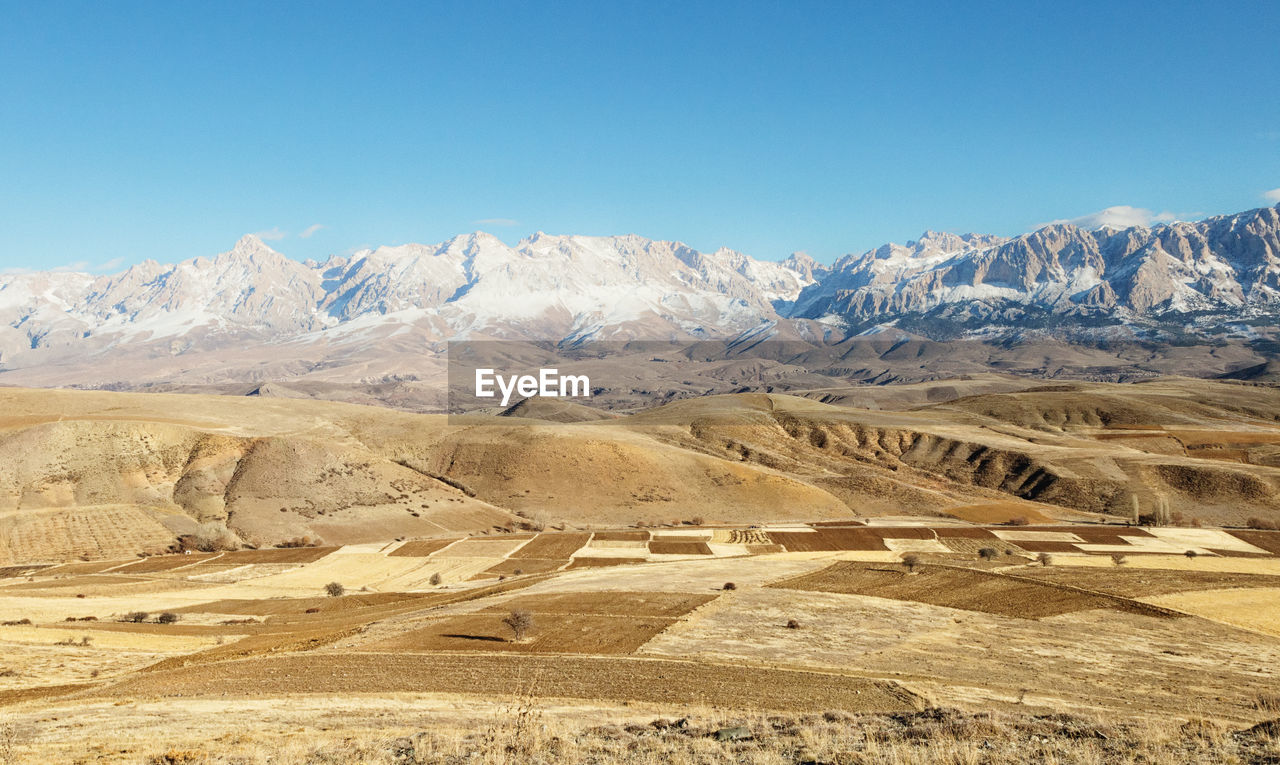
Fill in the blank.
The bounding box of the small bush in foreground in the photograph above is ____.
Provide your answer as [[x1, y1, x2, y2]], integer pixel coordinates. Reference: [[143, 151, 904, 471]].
[[722, 582, 737, 591], [324, 582, 345, 597], [1037, 552, 1053, 567]]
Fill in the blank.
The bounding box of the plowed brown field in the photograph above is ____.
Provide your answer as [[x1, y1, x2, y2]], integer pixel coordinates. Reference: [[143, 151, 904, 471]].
[[94, 653, 924, 713], [773, 562, 1176, 619], [768, 528, 889, 552], [649, 540, 712, 555], [388, 539, 457, 557], [509, 533, 591, 559], [365, 613, 676, 654], [1013, 567, 1280, 598], [480, 592, 715, 618]]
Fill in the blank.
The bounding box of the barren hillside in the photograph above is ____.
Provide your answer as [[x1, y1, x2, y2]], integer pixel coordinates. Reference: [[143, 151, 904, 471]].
[[2, 379, 1280, 563]]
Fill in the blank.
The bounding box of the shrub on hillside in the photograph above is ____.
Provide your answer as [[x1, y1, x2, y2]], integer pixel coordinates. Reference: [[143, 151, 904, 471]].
[[1111, 553, 1128, 566], [189, 522, 240, 552], [1246, 517, 1279, 530], [978, 547, 998, 560], [157, 612, 180, 624], [122, 612, 149, 623], [1037, 553, 1053, 567], [324, 582, 345, 597], [722, 582, 737, 591], [502, 610, 535, 642], [902, 554, 921, 573]]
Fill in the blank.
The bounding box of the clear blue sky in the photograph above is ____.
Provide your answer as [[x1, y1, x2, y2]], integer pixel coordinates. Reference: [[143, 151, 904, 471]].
[[2, 1, 1278, 271]]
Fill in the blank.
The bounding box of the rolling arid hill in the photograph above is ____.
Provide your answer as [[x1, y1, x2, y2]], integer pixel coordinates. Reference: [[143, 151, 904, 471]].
[[2, 377, 1280, 565]]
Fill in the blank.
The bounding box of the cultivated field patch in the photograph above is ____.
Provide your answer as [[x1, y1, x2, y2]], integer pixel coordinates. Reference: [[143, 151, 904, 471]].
[[365, 612, 677, 654], [566, 557, 646, 569], [1143, 587, 1280, 637], [95, 653, 924, 713], [109, 553, 221, 574], [590, 531, 650, 542], [768, 528, 888, 552], [1014, 567, 1280, 598], [481, 591, 716, 618], [432, 538, 530, 558], [508, 533, 591, 559], [478, 558, 568, 578], [772, 562, 1170, 619], [2, 506, 176, 564], [388, 539, 457, 557], [648, 539, 713, 555]]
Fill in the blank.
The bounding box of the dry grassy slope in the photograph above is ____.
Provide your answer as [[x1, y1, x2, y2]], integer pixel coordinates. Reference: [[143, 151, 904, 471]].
[[3, 380, 1280, 562], [0, 389, 518, 561], [611, 387, 1280, 524]]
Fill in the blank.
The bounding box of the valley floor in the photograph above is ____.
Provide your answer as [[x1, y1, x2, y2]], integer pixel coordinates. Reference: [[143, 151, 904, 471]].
[[2, 523, 1280, 763]]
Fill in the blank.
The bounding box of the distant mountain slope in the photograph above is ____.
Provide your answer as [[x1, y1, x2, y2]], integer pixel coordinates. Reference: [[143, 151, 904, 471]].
[[0, 205, 1277, 392], [792, 205, 1280, 335]]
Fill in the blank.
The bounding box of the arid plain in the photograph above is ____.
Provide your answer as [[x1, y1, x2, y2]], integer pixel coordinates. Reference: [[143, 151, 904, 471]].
[[3, 378, 1280, 763]]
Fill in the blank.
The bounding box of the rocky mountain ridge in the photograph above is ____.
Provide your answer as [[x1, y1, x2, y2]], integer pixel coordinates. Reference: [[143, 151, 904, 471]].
[[0, 204, 1277, 390]]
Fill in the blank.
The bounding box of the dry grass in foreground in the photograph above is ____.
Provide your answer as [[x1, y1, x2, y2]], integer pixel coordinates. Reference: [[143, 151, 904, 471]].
[[124, 706, 1280, 765]]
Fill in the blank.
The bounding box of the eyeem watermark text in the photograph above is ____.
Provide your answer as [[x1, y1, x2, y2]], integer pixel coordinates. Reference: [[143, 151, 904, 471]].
[[474, 368, 591, 407]]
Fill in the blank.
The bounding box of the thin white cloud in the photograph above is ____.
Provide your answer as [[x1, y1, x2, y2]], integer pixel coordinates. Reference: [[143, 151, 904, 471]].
[[253, 227, 288, 241], [1264, 188, 1280, 204], [1, 256, 124, 276], [1035, 205, 1181, 231], [299, 223, 326, 239], [473, 218, 519, 227]]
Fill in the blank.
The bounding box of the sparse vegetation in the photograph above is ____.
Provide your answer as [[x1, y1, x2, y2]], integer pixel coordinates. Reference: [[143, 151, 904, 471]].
[[722, 582, 737, 590], [1254, 692, 1280, 713], [1004, 516, 1030, 526], [429, 572, 443, 586], [1, 619, 31, 626], [0, 721, 21, 765], [501, 610, 535, 642], [157, 612, 180, 624], [785, 619, 801, 630], [1111, 553, 1128, 566], [1246, 517, 1279, 530], [1036, 552, 1053, 567], [188, 521, 241, 552], [1185, 549, 1199, 559], [132, 706, 1280, 764], [978, 547, 998, 560], [324, 582, 345, 597], [902, 554, 921, 573], [122, 611, 150, 623]]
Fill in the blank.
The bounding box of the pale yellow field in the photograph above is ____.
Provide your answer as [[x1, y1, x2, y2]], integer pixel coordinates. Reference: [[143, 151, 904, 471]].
[[1143, 587, 1280, 637], [1046, 555, 1280, 575]]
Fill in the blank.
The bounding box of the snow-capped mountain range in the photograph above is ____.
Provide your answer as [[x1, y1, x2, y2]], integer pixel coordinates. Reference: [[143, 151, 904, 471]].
[[1, 204, 1278, 389]]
